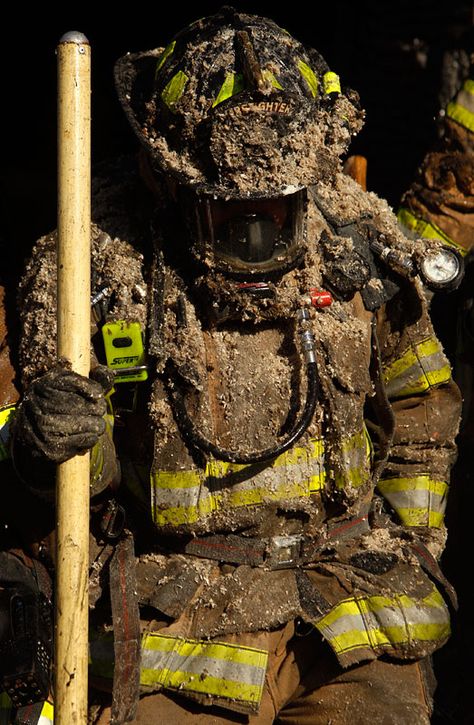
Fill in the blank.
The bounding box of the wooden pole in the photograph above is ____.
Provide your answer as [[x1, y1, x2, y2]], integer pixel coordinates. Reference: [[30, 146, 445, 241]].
[[343, 154, 368, 191], [55, 32, 91, 725]]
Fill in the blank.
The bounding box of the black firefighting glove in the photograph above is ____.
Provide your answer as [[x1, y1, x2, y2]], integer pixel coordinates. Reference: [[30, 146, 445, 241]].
[[12, 366, 107, 464]]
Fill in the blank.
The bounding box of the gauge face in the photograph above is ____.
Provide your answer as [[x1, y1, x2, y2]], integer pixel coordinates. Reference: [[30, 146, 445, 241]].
[[419, 248, 462, 289]]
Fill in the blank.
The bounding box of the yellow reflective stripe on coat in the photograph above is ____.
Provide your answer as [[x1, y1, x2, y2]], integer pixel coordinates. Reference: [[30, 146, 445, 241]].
[[382, 336, 451, 399], [297, 60, 318, 97], [323, 71, 341, 95], [334, 428, 372, 490], [397, 207, 468, 257], [0, 694, 54, 725], [39, 701, 54, 724], [0, 404, 16, 461], [0, 693, 11, 725], [151, 431, 372, 527], [446, 78, 474, 133], [161, 70, 188, 110], [90, 408, 114, 487], [151, 437, 326, 527], [90, 632, 268, 711], [377, 475, 448, 528], [141, 633, 267, 707], [315, 586, 450, 658]]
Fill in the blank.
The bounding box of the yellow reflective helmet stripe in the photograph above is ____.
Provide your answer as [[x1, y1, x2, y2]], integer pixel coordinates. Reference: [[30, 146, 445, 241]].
[[90, 632, 268, 712], [262, 69, 283, 90], [298, 60, 318, 97], [0, 404, 16, 461], [155, 40, 176, 76], [161, 70, 189, 110], [213, 72, 245, 107], [213, 70, 282, 108], [446, 78, 474, 133], [323, 71, 341, 95], [397, 207, 468, 257], [382, 336, 451, 399], [315, 586, 450, 658], [377, 475, 448, 528]]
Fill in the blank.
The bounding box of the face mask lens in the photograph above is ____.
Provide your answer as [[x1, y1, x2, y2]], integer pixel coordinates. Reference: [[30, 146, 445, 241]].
[[217, 214, 283, 263], [189, 190, 305, 272]]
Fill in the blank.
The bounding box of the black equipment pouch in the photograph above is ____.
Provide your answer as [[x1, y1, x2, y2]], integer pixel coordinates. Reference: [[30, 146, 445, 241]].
[[0, 552, 52, 708], [0, 585, 51, 706]]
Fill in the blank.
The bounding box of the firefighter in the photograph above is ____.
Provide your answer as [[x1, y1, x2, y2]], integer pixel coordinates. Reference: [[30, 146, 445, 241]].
[[1, 9, 463, 723], [399, 52, 474, 722]]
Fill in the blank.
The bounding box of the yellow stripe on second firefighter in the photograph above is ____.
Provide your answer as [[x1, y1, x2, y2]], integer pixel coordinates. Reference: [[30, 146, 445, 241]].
[[446, 78, 474, 134], [398, 207, 468, 257]]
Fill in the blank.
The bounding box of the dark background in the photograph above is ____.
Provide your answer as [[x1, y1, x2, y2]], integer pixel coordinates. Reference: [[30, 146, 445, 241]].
[[1, 1, 472, 280]]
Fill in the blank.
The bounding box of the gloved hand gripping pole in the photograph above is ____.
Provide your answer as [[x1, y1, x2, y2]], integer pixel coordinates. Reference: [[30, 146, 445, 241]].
[[55, 32, 91, 725]]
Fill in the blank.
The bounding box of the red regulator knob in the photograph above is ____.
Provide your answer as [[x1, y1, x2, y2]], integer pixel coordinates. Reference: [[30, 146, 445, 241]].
[[308, 289, 333, 308]]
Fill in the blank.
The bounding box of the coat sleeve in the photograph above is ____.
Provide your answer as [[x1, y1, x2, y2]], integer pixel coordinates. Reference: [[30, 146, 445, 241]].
[[11, 227, 125, 499], [374, 279, 462, 559]]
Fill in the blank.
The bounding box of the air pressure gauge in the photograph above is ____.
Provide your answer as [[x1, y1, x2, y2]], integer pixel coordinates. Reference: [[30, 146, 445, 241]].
[[418, 247, 464, 291]]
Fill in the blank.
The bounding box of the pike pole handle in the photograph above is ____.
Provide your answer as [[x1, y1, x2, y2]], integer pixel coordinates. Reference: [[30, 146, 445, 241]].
[[55, 32, 91, 725]]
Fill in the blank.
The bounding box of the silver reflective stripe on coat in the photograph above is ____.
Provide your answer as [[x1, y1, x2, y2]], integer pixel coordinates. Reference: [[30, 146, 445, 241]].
[[151, 429, 372, 528], [151, 438, 326, 527], [90, 632, 268, 712], [377, 475, 448, 527], [315, 586, 450, 659], [382, 337, 451, 399]]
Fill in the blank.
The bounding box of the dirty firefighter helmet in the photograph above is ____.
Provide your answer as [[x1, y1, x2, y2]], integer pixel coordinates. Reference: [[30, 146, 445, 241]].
[[115, 7, 363, 274]]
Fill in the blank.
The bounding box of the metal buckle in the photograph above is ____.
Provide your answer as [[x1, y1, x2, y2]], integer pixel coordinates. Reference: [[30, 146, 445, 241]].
[[100, 499, 126, 541], [264, 535, 303, 570]]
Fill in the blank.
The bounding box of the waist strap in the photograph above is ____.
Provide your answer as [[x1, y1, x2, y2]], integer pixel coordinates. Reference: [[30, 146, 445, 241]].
[[180, 511, 370, 569]]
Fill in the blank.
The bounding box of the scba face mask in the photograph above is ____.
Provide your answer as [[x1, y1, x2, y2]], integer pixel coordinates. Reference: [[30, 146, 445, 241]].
[[180, 187, 307, 275]]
